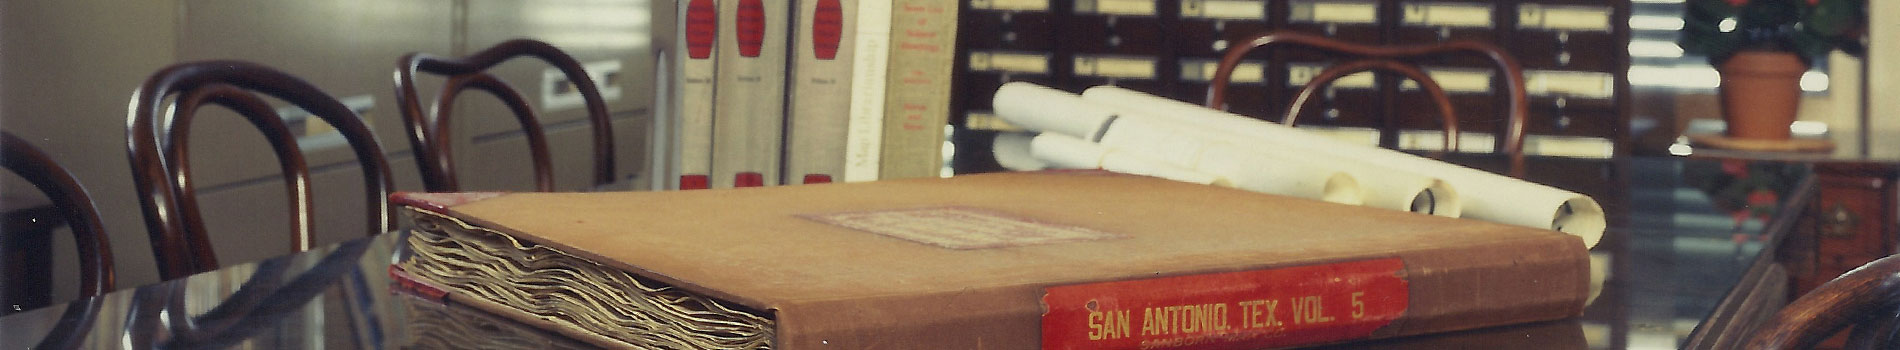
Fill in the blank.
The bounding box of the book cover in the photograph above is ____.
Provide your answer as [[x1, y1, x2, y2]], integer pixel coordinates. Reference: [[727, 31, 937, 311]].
[[874, 0, 958, 179], [783, 0, 857, 185], [392, 171, 1590, 349], [711, 0, 791, 188]]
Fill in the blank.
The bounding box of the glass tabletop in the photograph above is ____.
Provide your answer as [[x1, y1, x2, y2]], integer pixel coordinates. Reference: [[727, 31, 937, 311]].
[[0, 156, 1813, 349]]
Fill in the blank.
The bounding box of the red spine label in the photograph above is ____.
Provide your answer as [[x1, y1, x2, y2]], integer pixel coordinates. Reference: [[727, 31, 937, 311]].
[[736, 0, 767, 57], [734, 172, 764, 187], [811, 0, 843, 60], [1042, 258, 1409, 350], [680, 174, 710, 190], [685, 0, 718, 59]]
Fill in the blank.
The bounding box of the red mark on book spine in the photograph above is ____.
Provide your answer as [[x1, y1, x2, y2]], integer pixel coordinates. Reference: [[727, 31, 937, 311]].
[[811, 0, 843, 59], [680, 175, 710, 190], [736, 0, 766, 57], [685, 0, 718, 59], [389, 266, 450, 302], [1042, 258, 1409, 350], [735, 172, 764, 187], [803, 174, 834, 184]]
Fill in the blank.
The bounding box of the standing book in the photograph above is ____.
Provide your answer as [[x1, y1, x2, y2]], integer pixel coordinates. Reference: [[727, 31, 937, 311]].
[[873, 0, 958, 179], [667, 0, 722, 190], [391, 171, 1590, 349], [710, 0, 791, 188], [783, 0, 858, 185]]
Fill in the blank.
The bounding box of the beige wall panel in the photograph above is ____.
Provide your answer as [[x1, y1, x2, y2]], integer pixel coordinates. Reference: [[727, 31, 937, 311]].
[[2, 0, 182, 289], [175, 0, 455, 189], [1869, 1, 1899, 158], [462, 0, 655, 187]]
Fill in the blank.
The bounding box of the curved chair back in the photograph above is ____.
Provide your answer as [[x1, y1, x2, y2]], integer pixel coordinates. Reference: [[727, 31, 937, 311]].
[[1744, 254, 1900, 350], [395, 39, 614, 192], [1, 132, 115, 304], [127, 61, 394, 279], [2, 132, 113, 350], [1207, 31, 1528, 177]]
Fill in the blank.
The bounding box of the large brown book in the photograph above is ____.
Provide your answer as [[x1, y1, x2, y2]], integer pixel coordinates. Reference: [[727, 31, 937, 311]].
[[391, 171, 1589, 349]]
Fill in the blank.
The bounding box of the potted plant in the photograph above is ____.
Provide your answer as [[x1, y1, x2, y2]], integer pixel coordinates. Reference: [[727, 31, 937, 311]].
[[1679, 0, 1865, 144]]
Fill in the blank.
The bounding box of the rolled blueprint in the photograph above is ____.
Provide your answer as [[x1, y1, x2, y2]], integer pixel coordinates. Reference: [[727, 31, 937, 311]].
[[1030, 133, 1230, 186], [995, 82, 1451, 214], [1101, 116, 1452, 216], [991, 131, 1048, 171], [1081, 85, 1606, 248], [993, 84, 1118, 141]]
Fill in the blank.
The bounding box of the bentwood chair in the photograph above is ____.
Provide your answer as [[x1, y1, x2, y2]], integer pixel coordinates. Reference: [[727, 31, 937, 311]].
[[395, 39, 614, 192], [1744, 254, 1900, 350], [2, 132, 114, 349], [127, 60, 395, 280], [1207, 31, 1530, 178]]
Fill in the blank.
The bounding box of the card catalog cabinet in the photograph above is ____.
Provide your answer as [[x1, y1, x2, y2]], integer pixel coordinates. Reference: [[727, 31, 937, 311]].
[[951, 0, 1631, 173]]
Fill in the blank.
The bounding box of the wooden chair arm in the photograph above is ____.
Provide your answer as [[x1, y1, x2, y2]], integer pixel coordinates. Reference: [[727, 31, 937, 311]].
[[1745, 254, 1900, 350]]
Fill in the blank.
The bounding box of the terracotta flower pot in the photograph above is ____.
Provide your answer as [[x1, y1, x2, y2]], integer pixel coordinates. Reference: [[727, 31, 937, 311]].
[[1718, 50, 1808, 140]]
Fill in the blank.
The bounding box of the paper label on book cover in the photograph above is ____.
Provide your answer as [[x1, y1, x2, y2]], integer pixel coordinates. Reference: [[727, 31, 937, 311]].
[[1076, 0, 1158, 16], [1181, 0, 1266, 20], [1517, 4, 1611, 32], [971, 0, 1051, 12], [1290, 1, 1378, 24], [1042, 258, 1409, 350], [1401, 2, 1492, 28], [804, 207, 1124, 249]]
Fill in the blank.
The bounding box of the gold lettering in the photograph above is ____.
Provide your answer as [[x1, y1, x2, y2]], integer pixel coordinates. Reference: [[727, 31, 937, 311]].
[[1142, 307, 1157, 336], [1351, 292, 1366, 319], [1112, 310, 1131, 339], [1264, 299, 1280, 327], [1292, 296, 1336, 325], [1088, 311, 1103, 340]]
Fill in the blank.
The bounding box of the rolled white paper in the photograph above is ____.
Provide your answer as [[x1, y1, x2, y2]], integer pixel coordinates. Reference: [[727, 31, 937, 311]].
[[1029, 133, 1230, 186], [1097, 116, 1373, 207], [991, 131, 1049, 171], [994, 83, 1118, 141], [1081, 85, 1605, 248]]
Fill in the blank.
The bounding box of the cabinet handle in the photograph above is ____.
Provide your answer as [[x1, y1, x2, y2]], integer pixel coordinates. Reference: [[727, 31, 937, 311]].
[[1821, 203, 1859, 238]]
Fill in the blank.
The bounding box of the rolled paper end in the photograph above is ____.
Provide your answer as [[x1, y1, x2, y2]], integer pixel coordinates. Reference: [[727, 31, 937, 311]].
[[1029, 133, 1108, 169], [1319, 172, 1364, 206], [1553, 196, 1607, 249], [1585, 252, 1611, 306], [993, 83, 1117, 140], [1412, 180, 1463, 218], [992, 132, 1048, 171]]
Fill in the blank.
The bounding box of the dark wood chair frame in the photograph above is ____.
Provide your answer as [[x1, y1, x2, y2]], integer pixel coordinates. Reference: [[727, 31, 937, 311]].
[[1744, 254, 1900, 350], [127, 60, 394, 280], [1, 132, 114, 299], [1207, 31, 1529, 177], [2, 132, 115, 349], [395, 39, 614, 192]]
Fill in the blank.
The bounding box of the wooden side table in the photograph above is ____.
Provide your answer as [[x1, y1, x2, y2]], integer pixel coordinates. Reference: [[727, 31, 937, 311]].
[[1787, 163, 1898, 294], [1682, 144, 1900, 349]]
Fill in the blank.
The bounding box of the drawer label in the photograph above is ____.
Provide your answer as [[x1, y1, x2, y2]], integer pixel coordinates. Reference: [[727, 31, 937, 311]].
[[1401, 2, 1493, 28], [1181, 0, 1268, 20], [1518, 4, 1611, 32]]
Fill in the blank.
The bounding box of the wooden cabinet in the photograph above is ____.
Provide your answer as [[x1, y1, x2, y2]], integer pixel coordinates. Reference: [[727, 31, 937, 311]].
[[950, 0, 1633, 173], [1787, 162, 1899, 294]]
